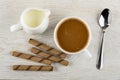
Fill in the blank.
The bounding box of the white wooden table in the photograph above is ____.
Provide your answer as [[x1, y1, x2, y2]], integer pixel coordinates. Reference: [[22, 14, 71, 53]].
[[0, 0, 120, 80]]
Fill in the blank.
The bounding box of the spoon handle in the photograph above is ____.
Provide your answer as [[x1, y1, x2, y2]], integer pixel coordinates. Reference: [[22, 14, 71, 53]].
[[96, 30, 105, 70]]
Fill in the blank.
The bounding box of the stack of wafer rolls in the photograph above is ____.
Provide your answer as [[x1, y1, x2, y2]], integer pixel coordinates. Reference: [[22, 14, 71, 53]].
[[12, 38, 69, 71], [31, 47, 69, 66], [29, 38, 67, 59]]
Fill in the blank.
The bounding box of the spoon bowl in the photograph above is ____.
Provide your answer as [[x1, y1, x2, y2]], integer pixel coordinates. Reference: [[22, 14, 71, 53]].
[[98, 8, 111, 30]]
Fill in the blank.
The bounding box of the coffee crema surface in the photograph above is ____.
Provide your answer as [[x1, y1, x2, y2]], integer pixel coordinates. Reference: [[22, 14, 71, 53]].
[[57, 19, 89, 52]]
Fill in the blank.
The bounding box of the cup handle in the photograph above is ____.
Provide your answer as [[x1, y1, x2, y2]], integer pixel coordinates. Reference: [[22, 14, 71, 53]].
[[10, 24, 22, 32], [84, 49, 92, 58]]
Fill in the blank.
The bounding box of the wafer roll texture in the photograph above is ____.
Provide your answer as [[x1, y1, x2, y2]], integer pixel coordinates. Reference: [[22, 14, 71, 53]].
[[29, 39, 67, 58], [31, 47, 69, 66], [13, 65, 53, 71], [12, 51, 52, 65]]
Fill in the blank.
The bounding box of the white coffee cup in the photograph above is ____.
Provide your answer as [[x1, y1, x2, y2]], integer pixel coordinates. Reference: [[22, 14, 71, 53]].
[[10, 8, 51, 34], [54, 16, 92, 57]]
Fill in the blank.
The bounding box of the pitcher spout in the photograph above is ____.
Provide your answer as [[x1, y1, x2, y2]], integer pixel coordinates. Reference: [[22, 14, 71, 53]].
[[44, 9, 51, 17]]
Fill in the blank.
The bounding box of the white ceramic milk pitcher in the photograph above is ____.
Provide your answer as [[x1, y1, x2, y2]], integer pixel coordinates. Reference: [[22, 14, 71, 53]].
[[10, 8, 51, 34]]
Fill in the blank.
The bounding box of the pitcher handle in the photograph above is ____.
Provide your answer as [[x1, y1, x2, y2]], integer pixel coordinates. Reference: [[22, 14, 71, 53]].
[[10, 24, 22, 32]]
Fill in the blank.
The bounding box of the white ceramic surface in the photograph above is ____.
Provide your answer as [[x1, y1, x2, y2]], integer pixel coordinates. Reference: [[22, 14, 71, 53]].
[[0, 0, 120, 80]]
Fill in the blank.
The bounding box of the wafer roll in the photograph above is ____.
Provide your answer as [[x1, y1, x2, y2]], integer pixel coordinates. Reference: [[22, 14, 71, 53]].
[[31, 47, 69, 66], [29, 39, 66, 59], [12, 51, 52, 65], [13, 65, 53, 71]]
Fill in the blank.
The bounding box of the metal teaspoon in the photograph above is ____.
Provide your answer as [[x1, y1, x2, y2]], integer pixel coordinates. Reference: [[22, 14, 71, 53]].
[[96, 8, 111, 70]]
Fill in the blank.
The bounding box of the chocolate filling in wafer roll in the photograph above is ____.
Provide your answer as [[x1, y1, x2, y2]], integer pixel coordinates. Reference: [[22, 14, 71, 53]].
[[12, 51, 52, 65], [13, 65, 53, 71], [31, 47, 69, 66], [29, 38, 67, 59]]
